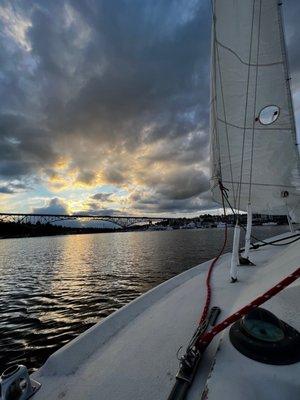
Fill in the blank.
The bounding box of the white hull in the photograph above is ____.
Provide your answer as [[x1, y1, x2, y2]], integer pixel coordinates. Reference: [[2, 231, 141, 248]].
[[31, 231, 300, 400]]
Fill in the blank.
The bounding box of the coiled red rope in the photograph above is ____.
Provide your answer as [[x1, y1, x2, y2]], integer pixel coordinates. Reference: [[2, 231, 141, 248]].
[[199, 228, 227, 324]]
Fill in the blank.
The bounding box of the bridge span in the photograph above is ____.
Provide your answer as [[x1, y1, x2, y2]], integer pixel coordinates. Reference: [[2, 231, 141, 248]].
[[0, 213, 177, 229]]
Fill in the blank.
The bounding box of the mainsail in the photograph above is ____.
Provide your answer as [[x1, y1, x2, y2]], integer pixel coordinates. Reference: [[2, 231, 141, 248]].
[[210, 0, 300, 219]]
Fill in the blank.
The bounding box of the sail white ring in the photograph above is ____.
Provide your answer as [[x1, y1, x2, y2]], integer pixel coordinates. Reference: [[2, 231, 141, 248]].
[[258, 105, 280, 125]]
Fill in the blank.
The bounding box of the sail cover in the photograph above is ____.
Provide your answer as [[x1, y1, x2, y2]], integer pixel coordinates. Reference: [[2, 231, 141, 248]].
[[210, 0, 300, 218]]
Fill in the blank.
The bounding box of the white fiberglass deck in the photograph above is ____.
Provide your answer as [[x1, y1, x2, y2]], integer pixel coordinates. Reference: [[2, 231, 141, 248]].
[[32, 232, 300, 400]]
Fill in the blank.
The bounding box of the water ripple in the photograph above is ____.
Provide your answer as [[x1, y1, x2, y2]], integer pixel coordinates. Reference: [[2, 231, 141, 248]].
[[0, 226, 286, 372]]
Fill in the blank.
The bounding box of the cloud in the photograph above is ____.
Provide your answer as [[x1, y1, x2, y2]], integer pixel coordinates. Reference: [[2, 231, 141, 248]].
[[76, 208, 123, 217], [129, 189, 218, 214], [0, 186, 14, 194], [0, 0, 299, 214], [146, 168, 209, 200], [0, 181, 30, 194], [32, 197, 69, 214], [91, 192, 113, 201]]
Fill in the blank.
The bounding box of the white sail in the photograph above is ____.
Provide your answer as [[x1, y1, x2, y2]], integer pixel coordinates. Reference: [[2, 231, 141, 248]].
[[210, 0, 300, 218]]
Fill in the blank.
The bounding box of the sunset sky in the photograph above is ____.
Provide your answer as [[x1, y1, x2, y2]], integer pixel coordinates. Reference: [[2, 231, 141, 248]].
[[1, 0, 300, 216]]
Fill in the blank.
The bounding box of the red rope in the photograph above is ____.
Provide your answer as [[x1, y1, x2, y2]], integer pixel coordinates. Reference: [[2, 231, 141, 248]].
[[197, 267, 300, 351], [199, 184, 228, 324]]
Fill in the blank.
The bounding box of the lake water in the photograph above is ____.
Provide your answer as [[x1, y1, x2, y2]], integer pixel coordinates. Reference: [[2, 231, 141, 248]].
[[0, 226, 288, 372]]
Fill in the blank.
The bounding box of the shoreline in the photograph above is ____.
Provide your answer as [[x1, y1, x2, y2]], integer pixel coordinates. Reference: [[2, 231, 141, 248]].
[[0, 223, 290, 241]]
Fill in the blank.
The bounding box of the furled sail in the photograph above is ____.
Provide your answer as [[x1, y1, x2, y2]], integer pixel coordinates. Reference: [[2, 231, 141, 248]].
[[210, 0, 300, 219]]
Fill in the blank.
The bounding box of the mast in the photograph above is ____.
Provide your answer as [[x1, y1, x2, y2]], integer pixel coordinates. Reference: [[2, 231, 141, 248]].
[[230, 221, 240, 282], [244, 204, 252, 259]]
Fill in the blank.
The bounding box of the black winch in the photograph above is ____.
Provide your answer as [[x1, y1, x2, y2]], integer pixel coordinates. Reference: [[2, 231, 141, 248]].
[[229, 307, 300, 365]]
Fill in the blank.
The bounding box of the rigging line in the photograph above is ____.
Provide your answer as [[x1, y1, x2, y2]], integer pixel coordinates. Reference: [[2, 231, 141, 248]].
[[219, 184, 299, 248], [211, 1, 222, 181], [214, 9, 237, 208], [209, 95, 216, 107], [208, 0, 222, 182], [212, 118, 221, 178], [242, 217, 300, 248], [237, 0, 256, 214], [210, 109, 220, 177], [245, 228, 300, 247], [224, 195, 300, 248], [248, 0, 262, 202]]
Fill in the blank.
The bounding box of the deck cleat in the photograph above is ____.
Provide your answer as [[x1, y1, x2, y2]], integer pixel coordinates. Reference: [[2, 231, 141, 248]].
[[0, 365, 41, 400], [239, 255, 255, 266]]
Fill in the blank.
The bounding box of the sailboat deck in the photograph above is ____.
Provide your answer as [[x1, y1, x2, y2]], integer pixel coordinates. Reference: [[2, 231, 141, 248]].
[[31, 231, 300, 400]]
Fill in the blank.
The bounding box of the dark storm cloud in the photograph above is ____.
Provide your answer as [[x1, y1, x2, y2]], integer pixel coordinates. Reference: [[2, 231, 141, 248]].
[[1, 2, 210, 164], [0, 0, 299, 213], [0, 113, 58, 178], [137, 168, 210, 200], [143, 131, 209, 165], [63, 1, 211, 144], [128, 169, 215, 213], [131, 190, 218, 214], [155, 170, 209, 200]]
